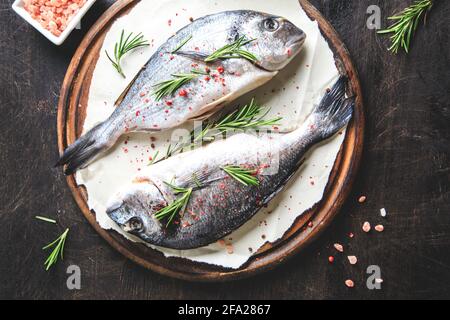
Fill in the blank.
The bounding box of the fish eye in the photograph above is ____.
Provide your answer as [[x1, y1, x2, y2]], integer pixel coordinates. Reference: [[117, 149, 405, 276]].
[[263, 18, 279, 32], [127, 217, 144, 232]]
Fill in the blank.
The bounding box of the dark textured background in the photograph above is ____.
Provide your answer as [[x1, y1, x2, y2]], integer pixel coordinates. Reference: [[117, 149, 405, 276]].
[[0, 0, 449, 300]]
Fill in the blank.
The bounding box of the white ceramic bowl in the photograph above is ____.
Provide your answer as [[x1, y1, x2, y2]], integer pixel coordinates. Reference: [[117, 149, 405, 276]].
[[12, 0, 97, 46]]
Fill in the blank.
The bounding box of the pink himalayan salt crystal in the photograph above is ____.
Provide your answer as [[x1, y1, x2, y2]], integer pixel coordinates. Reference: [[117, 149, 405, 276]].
[[345, 279, 355, 288], [362, 221, 371, 233], [375, 224, 385, 232], [334, 243, 344, 253], [23, 0, 87, 36], [217, 239, 226, 247], [347, 255, 358, 265]]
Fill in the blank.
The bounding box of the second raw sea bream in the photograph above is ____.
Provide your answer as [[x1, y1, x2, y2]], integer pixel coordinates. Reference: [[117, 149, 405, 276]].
[[106, 78, 354, 250]]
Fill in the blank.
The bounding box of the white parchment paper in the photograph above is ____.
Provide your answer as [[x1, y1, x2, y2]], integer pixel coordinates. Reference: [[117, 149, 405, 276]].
[[76, 0, 343, 269]]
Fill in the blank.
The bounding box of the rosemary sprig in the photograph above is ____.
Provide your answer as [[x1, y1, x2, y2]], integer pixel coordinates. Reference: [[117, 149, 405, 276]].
[[153, 69, 206, 101], [171, 35, 193, 54], [42, 228, 69, 271], [106, 30, 149, 77], [378, 0, 433, 54], [153, 73, 197, 101], [36, 216, 57, 224], [196, 98, 282, 142], [222, 165, 260, 187], [149, 99, 282, 165], [154, 183, 192, 227], [205, 36, 258, 63], [213, 98, 282, 132]]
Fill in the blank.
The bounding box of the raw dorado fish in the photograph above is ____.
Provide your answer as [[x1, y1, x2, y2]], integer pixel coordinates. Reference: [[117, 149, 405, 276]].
[[57, 10, 306, 174], [106, 77, 354, 250]]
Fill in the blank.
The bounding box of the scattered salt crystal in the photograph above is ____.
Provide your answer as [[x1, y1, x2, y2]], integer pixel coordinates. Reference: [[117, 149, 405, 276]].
[[358, 196, 367, 203], [334, 243, 344, 252], [362, 221, 371, 233], [347, 256, 358, 265], [345, 279, 355, 288], [380, 208, 387, 217], [375, 278, 384, 284], [375, 224, 385, 232]]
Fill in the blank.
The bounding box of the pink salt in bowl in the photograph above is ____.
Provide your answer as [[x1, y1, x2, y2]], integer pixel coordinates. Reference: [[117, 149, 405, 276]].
[[12, 0, 97, 45]]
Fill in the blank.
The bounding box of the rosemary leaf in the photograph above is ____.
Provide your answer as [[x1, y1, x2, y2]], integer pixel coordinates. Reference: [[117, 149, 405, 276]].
[[153, 71, 199, 101], [106, 30, 149, 77], [35, 216, 57, 224], [222, 166, 260, 187], [378, 0, 433, 54], [42, 228, 69, 271], [148, 150, 159, 166], [205, 36, 258, 63], [153, 183, 192, 227], [171, 35, 193, 54], [153, 73, 196, 100], [214, 98, 282, 131]]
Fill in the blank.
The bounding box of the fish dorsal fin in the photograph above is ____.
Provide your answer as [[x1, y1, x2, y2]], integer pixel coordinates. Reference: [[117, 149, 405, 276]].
[[177, 168, 225, 190], [114, 67, 145, 107], [262, 158, 306, 206], [173, 50, 209, 62]]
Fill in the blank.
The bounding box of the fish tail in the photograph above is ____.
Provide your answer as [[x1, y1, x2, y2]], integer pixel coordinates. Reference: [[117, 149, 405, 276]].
[[56, 122, 111, 175], [310, 76, 355, 141]]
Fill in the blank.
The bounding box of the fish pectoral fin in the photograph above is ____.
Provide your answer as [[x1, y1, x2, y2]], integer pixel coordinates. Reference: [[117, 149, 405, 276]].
[[173, 50, 210, 61], [135, 175, 176, 204], [188, 93, 234, 121], [189, 105, 225, 121], [189, 69, 278, 122]]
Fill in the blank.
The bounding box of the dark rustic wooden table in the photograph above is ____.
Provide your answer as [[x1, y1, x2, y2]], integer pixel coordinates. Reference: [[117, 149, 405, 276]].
[[0, 0, 449, 300]]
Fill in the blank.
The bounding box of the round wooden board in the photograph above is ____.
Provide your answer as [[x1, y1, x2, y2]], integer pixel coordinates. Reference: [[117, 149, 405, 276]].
[[57, 0, 364, 282]]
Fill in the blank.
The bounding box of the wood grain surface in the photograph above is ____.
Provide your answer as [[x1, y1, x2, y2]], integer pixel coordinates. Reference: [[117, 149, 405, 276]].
[[0, 0, 449, 299]]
